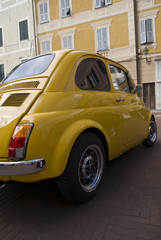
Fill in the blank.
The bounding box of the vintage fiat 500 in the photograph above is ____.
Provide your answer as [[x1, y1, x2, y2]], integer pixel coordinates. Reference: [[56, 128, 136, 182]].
[[0, 50, 157, 202]]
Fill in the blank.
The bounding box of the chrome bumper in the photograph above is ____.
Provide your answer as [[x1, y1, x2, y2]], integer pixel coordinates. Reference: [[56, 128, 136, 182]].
[[0, 159, 45, 176]]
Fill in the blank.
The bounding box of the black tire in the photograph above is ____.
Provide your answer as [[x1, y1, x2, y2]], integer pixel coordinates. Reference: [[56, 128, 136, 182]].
[[142, 118, 157, 147], [57, 132, 105, 203]]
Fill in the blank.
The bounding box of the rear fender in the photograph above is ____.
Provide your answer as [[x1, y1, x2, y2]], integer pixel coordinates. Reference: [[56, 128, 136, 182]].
[[50, 119, 109, 177]]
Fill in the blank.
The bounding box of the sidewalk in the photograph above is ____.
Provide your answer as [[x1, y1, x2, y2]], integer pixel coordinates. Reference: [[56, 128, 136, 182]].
[[152, 109, 161, 115]]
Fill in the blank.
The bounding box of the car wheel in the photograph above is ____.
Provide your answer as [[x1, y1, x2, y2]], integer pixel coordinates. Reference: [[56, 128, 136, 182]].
[[57, 132, 105, 203], [142, 118, 157, 147]]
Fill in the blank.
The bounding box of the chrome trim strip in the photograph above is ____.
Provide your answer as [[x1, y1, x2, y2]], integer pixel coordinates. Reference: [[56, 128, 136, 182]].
[[0, 159, 45, 176]]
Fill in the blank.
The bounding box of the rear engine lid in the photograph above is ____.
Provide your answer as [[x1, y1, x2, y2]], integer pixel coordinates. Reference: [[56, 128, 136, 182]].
[[0, 89, 42, 158], [0, 53, 56, 159]]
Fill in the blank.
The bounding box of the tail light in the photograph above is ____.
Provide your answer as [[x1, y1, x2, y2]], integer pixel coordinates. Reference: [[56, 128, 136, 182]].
[[9, 123, 34, 161]]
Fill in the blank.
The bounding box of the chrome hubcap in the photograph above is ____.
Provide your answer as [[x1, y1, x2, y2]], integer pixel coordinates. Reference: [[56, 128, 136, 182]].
[[149, 121, 157, 142], [78, 144, 103, 192]]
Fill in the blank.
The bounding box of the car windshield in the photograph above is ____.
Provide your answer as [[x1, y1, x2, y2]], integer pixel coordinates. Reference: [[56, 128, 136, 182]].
[[2, 53, 55, 85]]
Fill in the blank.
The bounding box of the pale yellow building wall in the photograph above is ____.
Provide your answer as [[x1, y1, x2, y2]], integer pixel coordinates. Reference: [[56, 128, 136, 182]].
[[74, 23, 94, 52], [110, 13, 129, 48], [112, 0, 123, 3], [35, 0, 39, 25], [50, 0, 59, 20], [36, 0, 161, 109], [52, 32, 62, 50], [140, 58, 156, 83], [44, 23, 95, 52], [72, 0, 92, 14], [72, 0, 124, 15], [120, 60, 137, 83], [155, 0, 161, 5], [38, 12, 129, 52]]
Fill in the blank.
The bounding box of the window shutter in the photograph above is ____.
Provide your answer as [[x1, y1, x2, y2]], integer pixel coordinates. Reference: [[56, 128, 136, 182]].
[[66, 0, 71, 15], [44, 3, 49, 22], [42, 42, 46, 53], [39, 3, 49, 23], [63, 37, 68, 48], [46, 40, 50, 52], [66, 0, 70, 8], [24, 20, 28, 40], [140, 20, 146, 44], [19, 20, 28, 41], [19, 21, 23, 40], [63, 36, 72, 49], [61, 0, 66, 17], [158, 61, 161, 80], [68, 36, 72, 48], [97, 28, 108, 51], [0, 64, 5, 82], [42, 40, 51, 53], [102, 28, 108, 50], [95, 0, 101, 8], [97, 29, 102, 51], [105, 0, 112, 5], [0, 28, 3, 47], [39, 4, 44, 23], [146, 19, 153, 43]]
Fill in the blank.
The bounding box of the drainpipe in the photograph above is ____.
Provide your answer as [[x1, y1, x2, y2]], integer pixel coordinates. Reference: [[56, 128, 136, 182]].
[[133, 0, 141, 86], [32, 0, 38, 56]]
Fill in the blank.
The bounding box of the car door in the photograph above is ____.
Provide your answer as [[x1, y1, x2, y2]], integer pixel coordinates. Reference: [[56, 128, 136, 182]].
[[73, 56, 125, 159], [108, 64, 148, 148]]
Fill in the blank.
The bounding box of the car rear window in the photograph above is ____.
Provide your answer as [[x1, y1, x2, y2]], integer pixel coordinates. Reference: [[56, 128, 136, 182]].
[[2, 53, 55, 84]]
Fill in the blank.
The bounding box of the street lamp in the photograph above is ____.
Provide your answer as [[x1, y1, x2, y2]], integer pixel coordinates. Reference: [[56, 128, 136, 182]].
[[143, 47, 151, 64]]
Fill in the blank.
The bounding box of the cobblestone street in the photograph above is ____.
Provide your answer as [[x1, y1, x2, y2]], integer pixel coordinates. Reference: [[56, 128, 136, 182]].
[[0, 114, 161, 240]]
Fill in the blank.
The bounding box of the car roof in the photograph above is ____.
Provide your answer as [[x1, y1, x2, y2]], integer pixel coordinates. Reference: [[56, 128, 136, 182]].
[[44, 49, 128, 92], [46, 49, 127, 74]]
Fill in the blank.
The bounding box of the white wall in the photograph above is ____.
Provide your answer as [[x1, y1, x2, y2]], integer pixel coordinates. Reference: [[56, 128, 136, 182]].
[[0, 0, 37, 77]]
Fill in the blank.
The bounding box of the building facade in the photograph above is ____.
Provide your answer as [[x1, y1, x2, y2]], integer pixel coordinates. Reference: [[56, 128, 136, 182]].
[[35, 0, 161, 110], [1, 0, 161, 110], [136, 0, 161, 110], [36, 0, 139, 100], [36, 0, 136, 68], [0, 0, 37, 80]]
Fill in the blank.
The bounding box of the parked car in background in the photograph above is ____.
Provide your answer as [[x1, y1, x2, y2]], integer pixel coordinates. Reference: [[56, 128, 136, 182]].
[[0, 50, 157, 202]]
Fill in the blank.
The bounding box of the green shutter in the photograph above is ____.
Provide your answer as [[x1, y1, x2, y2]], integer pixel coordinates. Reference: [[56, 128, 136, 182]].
[[19, 20, 28, 41], [0, 28, 3, 47], [0, 64, 5, 82]]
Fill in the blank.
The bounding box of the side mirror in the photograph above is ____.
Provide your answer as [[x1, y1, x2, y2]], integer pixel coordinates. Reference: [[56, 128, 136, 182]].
[[135, 85, 142, 93]]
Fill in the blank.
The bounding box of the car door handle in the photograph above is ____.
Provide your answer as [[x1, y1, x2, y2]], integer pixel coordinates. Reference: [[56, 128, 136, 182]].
[[116, 98, 125, 102]]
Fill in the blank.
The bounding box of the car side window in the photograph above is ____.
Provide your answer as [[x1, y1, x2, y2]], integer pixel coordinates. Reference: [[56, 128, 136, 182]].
[[127, 71, 136, 94], [75, 58, 110, 91], [109, 65, 130, 93]]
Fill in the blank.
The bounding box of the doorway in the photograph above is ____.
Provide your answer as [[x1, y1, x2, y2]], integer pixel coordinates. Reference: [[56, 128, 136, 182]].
[[143, 83, 156, 109]]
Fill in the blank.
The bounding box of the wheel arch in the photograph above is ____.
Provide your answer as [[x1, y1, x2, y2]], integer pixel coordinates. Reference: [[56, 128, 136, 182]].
[[145, 112, 155, 138], [82, 127, 109, 163], [151, 114, 155, 121], [50, 120, 109, 177]]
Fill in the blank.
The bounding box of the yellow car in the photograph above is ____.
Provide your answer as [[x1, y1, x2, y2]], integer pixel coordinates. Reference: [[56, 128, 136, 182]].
[[0, 49, 157, 202]]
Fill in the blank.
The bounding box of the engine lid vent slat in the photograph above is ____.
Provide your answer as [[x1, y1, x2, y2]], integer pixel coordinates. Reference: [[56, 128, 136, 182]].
[[0, 81, 40, 93], [2, 93, 30, 107]]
